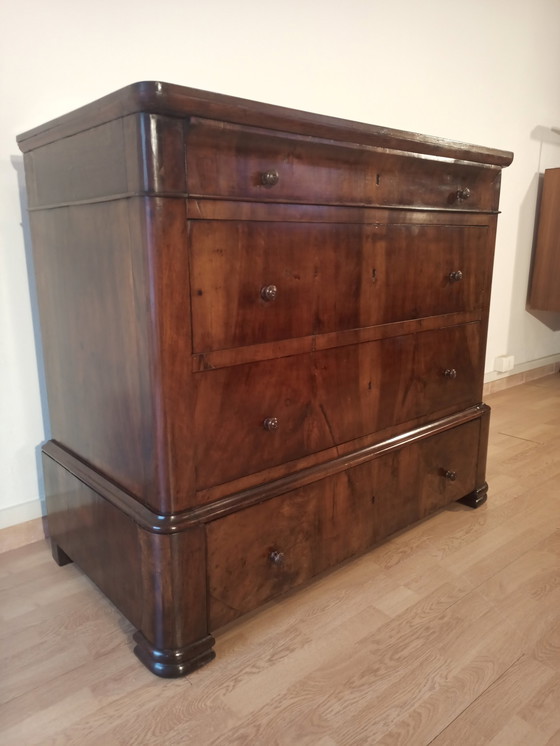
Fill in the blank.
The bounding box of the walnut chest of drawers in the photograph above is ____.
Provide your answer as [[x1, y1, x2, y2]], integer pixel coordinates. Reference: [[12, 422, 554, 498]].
[[17, 82, 513, 677]]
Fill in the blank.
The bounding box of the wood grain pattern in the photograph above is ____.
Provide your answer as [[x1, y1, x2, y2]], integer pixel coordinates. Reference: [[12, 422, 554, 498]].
[[30, 198, 158, 503], [16, 81, 514, 168], [40, 406, 486, 530], [207, 419, 480, 628], [23, 114, 186, 209], [1, 375, 559, 744], [193, 323, 483, 487], [186, 117, 502, 211], [190, 221, 489, 352], [17, 83, 510, 679]]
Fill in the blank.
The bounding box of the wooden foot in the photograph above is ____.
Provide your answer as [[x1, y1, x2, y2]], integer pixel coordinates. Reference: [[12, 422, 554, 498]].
[[458, 482, 488, 509], [51, 540, 73, 566], [133, 631, 216, 678]]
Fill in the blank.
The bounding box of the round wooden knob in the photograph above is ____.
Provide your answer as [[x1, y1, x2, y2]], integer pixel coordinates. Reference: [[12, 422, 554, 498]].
[[449, 270, 463, 282], [260, 169, 280, 187], [261, 284, 278, 302], [445, 470, 457, 481], [263, 417, 279, 431], [269, 550, 285, 565], [444, 368, 457, 379], [456, 187, 471, 201]]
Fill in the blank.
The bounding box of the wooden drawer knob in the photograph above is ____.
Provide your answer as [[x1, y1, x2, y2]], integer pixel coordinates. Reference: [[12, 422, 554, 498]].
[[263, 417, 279, 431], [269, 550, 285, 565], [261, 284, 278, 302], [260, 169, 280, 187], [449, 270, 463, 282], [444, 470, 457, 481], [456, 187, 471, 202], [444, 368, 457, 379]]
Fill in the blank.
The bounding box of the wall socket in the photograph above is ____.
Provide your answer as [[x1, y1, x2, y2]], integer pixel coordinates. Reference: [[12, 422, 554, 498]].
[[494, 355, 515, 373]]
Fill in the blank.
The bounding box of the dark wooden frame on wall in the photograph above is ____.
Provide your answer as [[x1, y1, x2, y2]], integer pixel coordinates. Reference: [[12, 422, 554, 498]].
[[17, 82, 513, 677], [529, 167, 560, 312]]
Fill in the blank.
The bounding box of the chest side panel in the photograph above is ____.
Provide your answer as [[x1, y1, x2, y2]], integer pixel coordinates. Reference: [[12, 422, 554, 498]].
[[30, 199, 158, 500]]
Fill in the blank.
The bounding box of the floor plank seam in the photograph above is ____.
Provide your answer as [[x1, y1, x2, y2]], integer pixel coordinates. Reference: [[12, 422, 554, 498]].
[[425, 653, 526, 745], [496, 431, 545, 445], [462, 548, 543, 602]]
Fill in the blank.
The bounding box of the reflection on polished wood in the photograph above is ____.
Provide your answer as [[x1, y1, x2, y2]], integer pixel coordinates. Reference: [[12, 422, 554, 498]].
[[16, 83, 512, 676], [1, 374, 560, 744]]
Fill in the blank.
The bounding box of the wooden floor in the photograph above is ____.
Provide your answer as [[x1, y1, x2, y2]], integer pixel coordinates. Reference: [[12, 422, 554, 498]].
[[2, 375, 560, 745]]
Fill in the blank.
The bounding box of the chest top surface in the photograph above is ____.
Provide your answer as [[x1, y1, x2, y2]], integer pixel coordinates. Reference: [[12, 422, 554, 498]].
[[17, 80, 513, 166]]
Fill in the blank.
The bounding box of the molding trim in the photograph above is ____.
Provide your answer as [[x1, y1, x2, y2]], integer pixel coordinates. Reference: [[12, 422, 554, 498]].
[[0, 499, 44, 531], [44, 406, 487, 535]]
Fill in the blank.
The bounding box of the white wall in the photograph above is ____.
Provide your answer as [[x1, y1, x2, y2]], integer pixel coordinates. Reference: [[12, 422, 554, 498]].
[[2, 0, 560, 528]]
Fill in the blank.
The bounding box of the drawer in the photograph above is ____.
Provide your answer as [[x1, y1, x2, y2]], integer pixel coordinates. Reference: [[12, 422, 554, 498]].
[[193, 323, 482, 488], [207, 418, 481, 628], [186, 118, 501, 211], [190, 221, 489, 352]]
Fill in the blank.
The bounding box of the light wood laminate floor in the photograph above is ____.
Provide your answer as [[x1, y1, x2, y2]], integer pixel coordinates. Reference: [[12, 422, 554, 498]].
[[2, 375, 560, 745]]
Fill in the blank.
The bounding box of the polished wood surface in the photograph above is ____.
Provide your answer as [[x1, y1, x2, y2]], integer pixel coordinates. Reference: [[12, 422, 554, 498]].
[[16, 81, 513, 167], [22, 114, 187, 209], [190, 221, 490, 352], [186, 117, 503, 210], [194, 324, 483, 488], [31, 199, 158, 502], [207, 419, 480, 628], [529, 167, 560, 312], [1, 375, 559, 744], [18, 83, 512, 676]]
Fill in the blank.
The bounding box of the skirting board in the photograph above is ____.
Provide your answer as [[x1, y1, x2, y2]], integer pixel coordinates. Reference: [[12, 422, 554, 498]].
[[483, 360, 560, 396]]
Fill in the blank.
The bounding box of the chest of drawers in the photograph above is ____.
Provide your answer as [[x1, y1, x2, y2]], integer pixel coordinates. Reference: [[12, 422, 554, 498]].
[[17, 82, 513, 677]]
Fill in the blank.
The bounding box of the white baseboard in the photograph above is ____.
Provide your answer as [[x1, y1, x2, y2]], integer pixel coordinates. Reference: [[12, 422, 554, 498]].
[[484, 353, 560, 385], [0, 499, 44, 530], [484, 355, 560, 396]]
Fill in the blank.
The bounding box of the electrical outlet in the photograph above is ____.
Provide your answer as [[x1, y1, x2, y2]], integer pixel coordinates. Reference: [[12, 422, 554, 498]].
[[494, 355, 515, 373]]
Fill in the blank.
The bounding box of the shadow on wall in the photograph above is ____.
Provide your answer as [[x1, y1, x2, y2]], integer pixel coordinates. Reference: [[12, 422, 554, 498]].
[[528, 309, 560, 332], [11, 154, 50, 514]]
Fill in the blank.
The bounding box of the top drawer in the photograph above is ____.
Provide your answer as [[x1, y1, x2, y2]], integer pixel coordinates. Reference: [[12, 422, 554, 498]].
[[186, 118, 502, 211]]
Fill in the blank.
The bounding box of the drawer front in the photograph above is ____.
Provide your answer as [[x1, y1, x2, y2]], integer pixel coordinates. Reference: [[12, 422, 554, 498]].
[[193, 323, 482, 488], [186, 118, 501, 211], [190, 221, 489, 352], [207, 418, 480, 628]]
